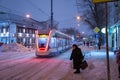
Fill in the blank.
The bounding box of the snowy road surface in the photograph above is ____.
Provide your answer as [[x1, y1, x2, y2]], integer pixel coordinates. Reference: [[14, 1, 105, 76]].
[[0, 46, 119, 80]]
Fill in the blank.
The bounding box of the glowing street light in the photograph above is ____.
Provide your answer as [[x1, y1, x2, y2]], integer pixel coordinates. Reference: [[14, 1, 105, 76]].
[[76, 16, 81, 20], [76, 16, 81, 27], [101, 27, 106, 34], [26, 14, 30, 18]]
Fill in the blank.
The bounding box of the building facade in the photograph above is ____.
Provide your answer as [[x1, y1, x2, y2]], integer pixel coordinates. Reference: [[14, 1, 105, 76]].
[[94, 0, 120, 50], [0, 12, 52, 48]]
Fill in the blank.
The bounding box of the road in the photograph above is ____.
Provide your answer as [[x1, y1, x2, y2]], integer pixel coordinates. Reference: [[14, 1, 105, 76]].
[[0, 46, 119, 80]]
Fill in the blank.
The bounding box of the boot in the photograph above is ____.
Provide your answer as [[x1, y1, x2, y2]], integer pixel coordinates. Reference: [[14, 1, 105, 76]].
[[74, 69, 80, 74]]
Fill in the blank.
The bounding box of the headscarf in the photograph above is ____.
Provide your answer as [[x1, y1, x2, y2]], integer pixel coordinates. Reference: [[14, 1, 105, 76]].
[[72, 44, 78, 49]]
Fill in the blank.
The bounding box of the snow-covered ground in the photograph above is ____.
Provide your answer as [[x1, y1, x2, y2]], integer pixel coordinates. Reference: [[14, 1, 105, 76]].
[[0, 44, 119, 80], [55, 46, 119, 80]]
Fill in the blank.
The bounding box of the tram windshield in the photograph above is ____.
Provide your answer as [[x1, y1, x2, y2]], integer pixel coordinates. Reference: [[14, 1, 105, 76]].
[[38, 34, 48, 48]]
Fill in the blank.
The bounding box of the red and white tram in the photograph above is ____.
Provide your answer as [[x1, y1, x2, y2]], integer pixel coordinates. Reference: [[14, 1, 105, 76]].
[[35, 29, 73, 57]]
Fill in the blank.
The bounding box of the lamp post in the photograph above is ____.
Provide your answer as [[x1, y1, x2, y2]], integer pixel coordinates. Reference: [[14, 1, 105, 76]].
[[25, 14, 31, 47], [50, 0, 53, 29], [104, 3, 111, 80], [76, 16, 81, 27]]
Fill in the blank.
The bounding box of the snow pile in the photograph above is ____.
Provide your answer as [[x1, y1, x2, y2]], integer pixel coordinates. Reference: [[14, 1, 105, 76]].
[[0, 43, 35, 52]]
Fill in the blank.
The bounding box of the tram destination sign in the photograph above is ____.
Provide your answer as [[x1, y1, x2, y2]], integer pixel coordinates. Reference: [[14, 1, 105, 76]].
[[92, 0, 119, 3]]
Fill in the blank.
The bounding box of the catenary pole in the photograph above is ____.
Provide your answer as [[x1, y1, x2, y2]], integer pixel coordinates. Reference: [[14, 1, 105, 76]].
[[105, 2, 111, 80], [51, 0, 53, 29]]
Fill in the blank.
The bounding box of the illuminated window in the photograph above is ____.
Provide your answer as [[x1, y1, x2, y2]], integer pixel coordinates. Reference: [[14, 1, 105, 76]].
[[6, 32, 9, 37], [18, 33, 22, 37], [1, 33, 3, 37], [26, 34, 29, 37], [30, 38, 32, 44], [23, 29, 25, 33], [23, 38, 25, 43], [32, 34, 35, 37], [3, 28, 6, 34]]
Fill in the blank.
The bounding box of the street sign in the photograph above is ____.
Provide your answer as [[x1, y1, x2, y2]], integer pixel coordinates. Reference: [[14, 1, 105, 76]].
[[94, 27, 100, 33], [92, 0, 119, 3]]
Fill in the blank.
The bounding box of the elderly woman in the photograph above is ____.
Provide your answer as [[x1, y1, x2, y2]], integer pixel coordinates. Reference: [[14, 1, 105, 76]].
[[70, 44, 84, 73]]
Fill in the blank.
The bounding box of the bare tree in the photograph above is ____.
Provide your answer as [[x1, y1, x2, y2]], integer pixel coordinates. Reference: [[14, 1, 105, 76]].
[[76, 0, 97, 29]]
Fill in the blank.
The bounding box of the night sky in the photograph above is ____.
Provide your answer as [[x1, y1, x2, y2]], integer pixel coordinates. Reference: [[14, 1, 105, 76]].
[[0, 0, 94, 35]]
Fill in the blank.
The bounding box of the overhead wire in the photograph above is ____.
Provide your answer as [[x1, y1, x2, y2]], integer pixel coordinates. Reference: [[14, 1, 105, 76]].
[[25, 0, 49, 17], [0, 5, 25, 15], [0, 0, 50, 18]]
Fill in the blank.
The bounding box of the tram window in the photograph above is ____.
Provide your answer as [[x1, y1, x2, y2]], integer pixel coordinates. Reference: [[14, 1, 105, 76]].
[[49, 37, 57, 48], [38, 34, 48, 48], [40, 43, 45, 48], [38, 38, 47, 48]]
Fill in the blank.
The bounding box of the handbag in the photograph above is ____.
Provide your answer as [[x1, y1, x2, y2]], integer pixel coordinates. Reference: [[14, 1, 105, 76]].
[[80, 60, 88, 70]]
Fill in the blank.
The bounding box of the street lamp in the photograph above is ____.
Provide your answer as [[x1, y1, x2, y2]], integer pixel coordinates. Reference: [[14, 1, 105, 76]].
[[26, 14, 30, 18], [76, 16, 81, 27], [76, 16, 80, 20], [50, 0, 53, 29]]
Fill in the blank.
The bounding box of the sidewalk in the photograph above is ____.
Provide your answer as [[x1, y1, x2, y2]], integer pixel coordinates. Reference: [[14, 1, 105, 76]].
[[79, 45, 119, 80], [56, 45, 119, 80]]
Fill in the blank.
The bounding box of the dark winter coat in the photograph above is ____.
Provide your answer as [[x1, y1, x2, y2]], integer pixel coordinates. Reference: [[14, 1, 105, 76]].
[[70, 47, 84, 69], [116, 51, 120, 66]]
